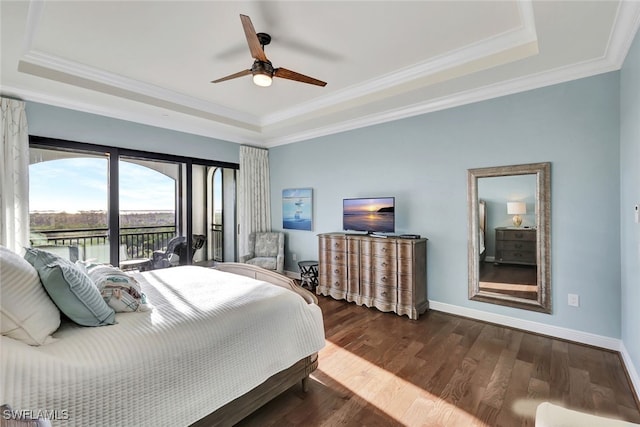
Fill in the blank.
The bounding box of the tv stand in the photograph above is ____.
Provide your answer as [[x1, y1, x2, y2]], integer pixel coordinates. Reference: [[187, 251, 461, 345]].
[[317, 233, 428, 320]]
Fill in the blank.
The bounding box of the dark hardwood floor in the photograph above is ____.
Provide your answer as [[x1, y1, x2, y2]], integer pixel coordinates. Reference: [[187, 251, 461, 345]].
[[236, 296, 640, 426]]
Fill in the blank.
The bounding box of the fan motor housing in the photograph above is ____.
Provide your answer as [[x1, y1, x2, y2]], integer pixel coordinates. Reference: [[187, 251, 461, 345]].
[[252, 60, 274, 76]]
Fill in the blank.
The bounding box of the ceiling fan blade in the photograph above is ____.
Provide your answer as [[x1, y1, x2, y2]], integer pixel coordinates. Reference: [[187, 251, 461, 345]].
[[211, 69, 251, 83], [274, 68, 327, 87], [240, 14, 268, 62]]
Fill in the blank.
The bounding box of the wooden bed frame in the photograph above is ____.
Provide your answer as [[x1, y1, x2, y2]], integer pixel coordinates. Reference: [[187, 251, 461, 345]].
[[190, 263, 320, 427]]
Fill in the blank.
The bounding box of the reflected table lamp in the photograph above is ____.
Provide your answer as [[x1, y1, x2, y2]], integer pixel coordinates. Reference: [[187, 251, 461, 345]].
[[507, 202, 526, 227]]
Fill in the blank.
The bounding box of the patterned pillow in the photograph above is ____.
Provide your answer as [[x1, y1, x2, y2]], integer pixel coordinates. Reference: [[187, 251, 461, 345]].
[[24, 248, 116, 327], [0, 246, 60, 345], [85, 264, 149, 312]]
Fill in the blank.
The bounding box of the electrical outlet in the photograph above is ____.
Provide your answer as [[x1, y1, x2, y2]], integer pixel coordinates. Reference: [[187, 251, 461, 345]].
[[568, 293, 580, 307], [292, 253, 297, 261]]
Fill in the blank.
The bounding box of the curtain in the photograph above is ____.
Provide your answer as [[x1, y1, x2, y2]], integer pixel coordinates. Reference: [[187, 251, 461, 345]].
[[238, 145, 271, 258], [0, 98, 30, 252]]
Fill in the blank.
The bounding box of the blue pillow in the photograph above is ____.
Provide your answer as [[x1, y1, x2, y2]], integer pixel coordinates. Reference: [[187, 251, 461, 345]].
[[24, 248, 115, 327]]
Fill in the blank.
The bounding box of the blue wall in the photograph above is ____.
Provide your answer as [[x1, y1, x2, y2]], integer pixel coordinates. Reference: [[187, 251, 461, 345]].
[[25, 101, 240, 163], [270, 72, 621, 338], [620, 28, 640, 386]]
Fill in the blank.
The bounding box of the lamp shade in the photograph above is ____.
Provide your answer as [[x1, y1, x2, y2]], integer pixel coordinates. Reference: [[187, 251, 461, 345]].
[[507, 202, 526, 215]]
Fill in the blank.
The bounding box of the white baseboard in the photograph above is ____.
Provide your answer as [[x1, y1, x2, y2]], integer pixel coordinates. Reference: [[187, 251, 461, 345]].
[[620, 342, 640, 401], [429, 300, 621, 350], [429, 300, 640, 402]]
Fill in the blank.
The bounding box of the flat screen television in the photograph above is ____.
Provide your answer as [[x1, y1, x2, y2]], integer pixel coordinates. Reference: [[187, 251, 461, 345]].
[[343, 197, 395, 234]]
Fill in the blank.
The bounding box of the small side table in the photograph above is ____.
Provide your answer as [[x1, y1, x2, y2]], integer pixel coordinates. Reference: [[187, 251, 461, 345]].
[[298, 260, 318, 291]]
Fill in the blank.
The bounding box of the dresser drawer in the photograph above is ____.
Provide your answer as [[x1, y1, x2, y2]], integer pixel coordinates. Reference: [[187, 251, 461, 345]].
[[496, 240, 536, 252], [496, 229, 536, 241], [360, 266, 397, 287], [496, 250, 536, 264], [361, 240, 396, 258], [319, 265, 347, 287], [321, 249, 347, 265], [319, 236, 347, 252], [361, 283, 397, 304], [360, 254, 396, 272], [398, 288, 413, 307]]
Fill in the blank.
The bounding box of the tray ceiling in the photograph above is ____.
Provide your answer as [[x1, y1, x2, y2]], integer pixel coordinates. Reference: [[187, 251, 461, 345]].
[[2, 1, 639, 147]]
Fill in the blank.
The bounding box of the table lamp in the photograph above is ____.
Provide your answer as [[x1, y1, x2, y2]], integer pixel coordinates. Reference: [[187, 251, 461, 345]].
[[507, 202, 526, 227]]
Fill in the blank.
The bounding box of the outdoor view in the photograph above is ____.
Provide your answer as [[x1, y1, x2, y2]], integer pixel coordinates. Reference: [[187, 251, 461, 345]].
[[29, 153, 177, 263]]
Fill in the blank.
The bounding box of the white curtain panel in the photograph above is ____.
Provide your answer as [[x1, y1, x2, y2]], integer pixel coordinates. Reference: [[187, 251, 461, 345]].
[[238, 145, 271, 258], [0, 98, 30, 252]]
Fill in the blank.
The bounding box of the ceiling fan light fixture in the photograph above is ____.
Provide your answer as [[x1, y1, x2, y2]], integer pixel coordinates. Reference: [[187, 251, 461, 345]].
[[253, 73, 272, 87]]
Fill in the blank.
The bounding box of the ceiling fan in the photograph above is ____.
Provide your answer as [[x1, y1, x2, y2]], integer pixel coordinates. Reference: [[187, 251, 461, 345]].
[[211, 14, 327, 88]]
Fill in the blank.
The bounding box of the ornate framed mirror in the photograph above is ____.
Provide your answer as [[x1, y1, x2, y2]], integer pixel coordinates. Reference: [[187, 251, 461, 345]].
[[467, 162, 551, 313]]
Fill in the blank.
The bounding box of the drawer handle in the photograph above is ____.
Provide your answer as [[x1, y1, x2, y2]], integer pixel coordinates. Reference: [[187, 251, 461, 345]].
[[381, 276, 387, 282], [334, 282, 340, 288], [515, 233, 524, 238], [382, 247, 387, 252], [381, 291, 387, 296], [381, 262, 386, 267], [334, 269, 339, 274], [334, 255, 340, 260], [515, 244, 523, 249]]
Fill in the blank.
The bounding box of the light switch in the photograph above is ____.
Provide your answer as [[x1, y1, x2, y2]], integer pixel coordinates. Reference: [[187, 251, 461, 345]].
[[635, 204, 639, 224]]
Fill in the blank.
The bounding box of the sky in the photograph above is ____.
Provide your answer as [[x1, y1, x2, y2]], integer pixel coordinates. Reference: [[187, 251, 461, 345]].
[[29, 158, 175, 212]]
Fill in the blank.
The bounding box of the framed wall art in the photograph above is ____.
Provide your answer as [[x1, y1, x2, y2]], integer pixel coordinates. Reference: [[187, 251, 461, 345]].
[[282, 188, 313, 231]]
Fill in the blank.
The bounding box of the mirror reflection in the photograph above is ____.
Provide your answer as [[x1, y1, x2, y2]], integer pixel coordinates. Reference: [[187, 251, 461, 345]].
[[468, 162, 551, 313], [478, 175, 537, 300]]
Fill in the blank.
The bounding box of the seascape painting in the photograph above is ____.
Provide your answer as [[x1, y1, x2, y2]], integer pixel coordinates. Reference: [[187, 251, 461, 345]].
[[283, 188, 313, 231]]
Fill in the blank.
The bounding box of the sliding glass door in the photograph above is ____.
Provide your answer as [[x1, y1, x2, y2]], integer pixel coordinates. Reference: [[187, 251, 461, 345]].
[[29, 147, 111, 263], [118, 157, 180, 265], [29, 137, 238, 268]]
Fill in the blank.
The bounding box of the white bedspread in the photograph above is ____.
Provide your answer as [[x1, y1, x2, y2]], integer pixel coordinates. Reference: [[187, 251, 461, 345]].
[[1, 266, 325, 426]]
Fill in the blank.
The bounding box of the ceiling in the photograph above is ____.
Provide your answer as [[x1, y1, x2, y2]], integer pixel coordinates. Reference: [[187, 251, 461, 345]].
[[2, 1, 639, 148]]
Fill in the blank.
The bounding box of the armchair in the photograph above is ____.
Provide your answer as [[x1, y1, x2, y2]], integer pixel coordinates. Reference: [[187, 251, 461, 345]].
[[240, 232, 284, 273], [152, 234, 206, 269]]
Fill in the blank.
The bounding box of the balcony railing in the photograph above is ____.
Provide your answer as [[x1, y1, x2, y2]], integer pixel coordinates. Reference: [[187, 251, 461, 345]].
[[31, 225, 177, 262], [31, 225, 224, 264]]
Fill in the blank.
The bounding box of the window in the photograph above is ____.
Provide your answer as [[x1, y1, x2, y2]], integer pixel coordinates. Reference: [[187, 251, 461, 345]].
[[28, 137, 238, 268]]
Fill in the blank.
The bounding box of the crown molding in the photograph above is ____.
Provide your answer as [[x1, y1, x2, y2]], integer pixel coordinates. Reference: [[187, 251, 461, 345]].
[[19, 50, 261, 129], [16, 0, 640, 147], [2, 83, 262, 146], [266, 0, 640, 148], [261, 0, 538, 127], [265, 53, 620, 147]]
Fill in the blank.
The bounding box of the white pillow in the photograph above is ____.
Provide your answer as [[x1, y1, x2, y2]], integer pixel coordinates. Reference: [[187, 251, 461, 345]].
[[0, 246, 61, 345], [85, 264, 150, 312]]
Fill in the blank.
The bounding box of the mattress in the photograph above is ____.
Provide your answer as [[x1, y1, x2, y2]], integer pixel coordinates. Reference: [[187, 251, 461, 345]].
[[1, 266, 325, 426]]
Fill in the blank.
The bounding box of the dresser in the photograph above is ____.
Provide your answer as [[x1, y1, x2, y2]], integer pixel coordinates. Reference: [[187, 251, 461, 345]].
[[318, 233, 428, 320], [494, 227, 536, 265]]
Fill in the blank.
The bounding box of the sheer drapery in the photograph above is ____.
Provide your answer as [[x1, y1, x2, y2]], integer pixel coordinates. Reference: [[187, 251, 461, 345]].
[[0, 98, 30, 252], [238, 145, 271, 258]]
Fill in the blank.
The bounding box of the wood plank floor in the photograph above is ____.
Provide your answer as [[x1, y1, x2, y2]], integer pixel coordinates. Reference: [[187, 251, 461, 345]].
[[236, 296, 640, 426]]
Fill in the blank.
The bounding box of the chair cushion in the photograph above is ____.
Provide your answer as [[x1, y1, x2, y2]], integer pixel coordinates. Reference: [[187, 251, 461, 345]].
[[24, 248, 116, 327], [246, 257, 277, 271], [0, 246, 61, 345], [254, 233, 280, 257]]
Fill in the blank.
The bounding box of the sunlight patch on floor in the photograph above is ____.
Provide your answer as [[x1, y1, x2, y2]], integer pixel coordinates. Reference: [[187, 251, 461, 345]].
[[316, 340, 486, 426]]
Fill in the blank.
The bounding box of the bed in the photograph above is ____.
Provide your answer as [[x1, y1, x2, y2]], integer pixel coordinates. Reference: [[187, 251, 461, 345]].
[[0, 255, 325, 427]]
